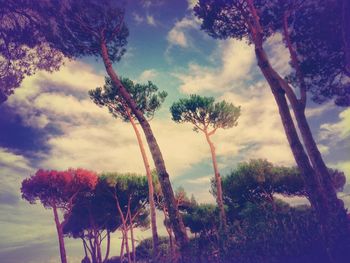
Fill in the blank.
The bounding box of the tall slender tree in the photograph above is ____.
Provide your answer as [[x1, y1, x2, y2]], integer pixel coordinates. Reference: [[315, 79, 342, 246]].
[[89, 77, 167, 260], [194, 0, 350, 260], [170, 94, 240, 233], [37, 1, 189, 257], [21, 169, 98, 263]]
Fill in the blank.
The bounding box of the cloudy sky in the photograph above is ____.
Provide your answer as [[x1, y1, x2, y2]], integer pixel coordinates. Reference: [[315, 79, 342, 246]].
[[1, 0, 350, 262]]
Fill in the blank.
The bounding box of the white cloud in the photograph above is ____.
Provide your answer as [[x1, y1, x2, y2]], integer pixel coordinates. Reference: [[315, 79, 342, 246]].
[[139, 69, 158, 82], [0, 148, 32, 171], [319, 108, 350, 142], [174, 39, 255, 94], [265, 34, 292, 77], [187, 0, 198, 9], [133, 12, 144, 24], [305, 102, 334, 118], [167, 16, 200, 48], [173, 38, 295, 166], [146, 14, 157, 26], [186, 175, 212, 185]]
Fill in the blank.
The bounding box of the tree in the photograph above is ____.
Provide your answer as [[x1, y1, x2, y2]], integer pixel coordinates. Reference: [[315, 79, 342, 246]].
[[194, 1, 350, 260], [38, 1, 189, 256], [89, 77, 167, 259], [63, 178, 120, 263], [170, 94, 240, 232], [183, 203, 220, 263], [220, 159, 346, 219], [0, 0, 63, 103], [21, 168, 98, 263], [101, 173, 150, 263]]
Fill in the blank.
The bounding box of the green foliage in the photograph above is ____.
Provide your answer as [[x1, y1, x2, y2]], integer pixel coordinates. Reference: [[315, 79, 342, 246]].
[[183, 203, 219, 235], [63, 178, 120, 238], [89, 77, 167, 122], [220, 159, 305, 206], [135, 236, 172, 262], [225, 202, 325, 263], [100, 173, 150, 228], [170, 94, 240, 132], [218, 159, 346, 215], [43, 0, 129, 63]]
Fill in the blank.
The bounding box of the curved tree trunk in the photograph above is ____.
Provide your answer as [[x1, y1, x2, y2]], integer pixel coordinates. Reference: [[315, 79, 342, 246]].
[[127, 109, 160, 260], [253, 44, 344, 262], [292, 106, 350, 258], [101, 39, 189, 260], [204, 131, 227, 232], [244, 2, 350, 259], [52, 205, 67, 263]]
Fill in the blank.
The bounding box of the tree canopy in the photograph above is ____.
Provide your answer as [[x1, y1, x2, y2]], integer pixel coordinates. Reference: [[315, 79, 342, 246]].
[[21, 168, 98, 209], [89, 77, 167, 122], [170, 94, 240, 133], [219, 159, 346, 212], [0, 0, 63, 102], [194, 0, 350, 106]]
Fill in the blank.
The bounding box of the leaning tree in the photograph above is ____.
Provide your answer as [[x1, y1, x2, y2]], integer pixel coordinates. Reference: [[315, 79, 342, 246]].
[[36, 1, 189, 256], [89, 77, 167, 259], [170, 94, 240, 233], [21, 168, 98, 263], [194, 0, 350, 260]]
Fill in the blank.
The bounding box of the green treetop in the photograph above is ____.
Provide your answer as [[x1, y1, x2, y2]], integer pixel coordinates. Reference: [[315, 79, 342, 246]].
[[89, 77, 167, 122]]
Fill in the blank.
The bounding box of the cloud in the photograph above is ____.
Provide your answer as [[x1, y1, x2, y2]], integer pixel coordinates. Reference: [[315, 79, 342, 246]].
[[132, 13, 157, 27], [173, 38, 295, 166], [132, 12, 144, 24], [139, 69, 158, 82], [0, 148, 32, 171], [174, 39, 255, 93], [146, 14, 157, 26], [186, 175, 212, 185], [167, 16, 200, 48], [319, 108, 350, 143], [187, 0, 198, 9], [265, 34, 292, 77]]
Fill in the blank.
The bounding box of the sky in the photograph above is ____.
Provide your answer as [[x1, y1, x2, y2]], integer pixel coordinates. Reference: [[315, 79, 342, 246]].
[[1, 0, 350, 262]]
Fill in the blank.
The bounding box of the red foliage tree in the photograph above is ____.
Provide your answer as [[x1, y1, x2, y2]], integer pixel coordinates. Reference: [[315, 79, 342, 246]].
[[21, 168, 98, 263]]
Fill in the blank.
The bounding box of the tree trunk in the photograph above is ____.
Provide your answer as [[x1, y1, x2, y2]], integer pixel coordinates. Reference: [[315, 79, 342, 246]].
[[246, 1, 350, 259], [253, 45, 342, 262], [163, 207, 175, 261], [292, 105, 350, 258], [103, 231, 110, 263], [100, 39, 189, 259], [88, 231, 97, 263], [120, 231, 125, 261], [204, 131, 227, 232], [124, 229, 131, 263], [127, 109, 160, 260], [114, 193, 131, 263], [127, 199, 136, 263], [52, 205, 67, 263]]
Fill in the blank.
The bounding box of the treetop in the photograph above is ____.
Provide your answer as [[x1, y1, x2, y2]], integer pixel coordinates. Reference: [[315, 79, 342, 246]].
[[170, 94, 240, 133]]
